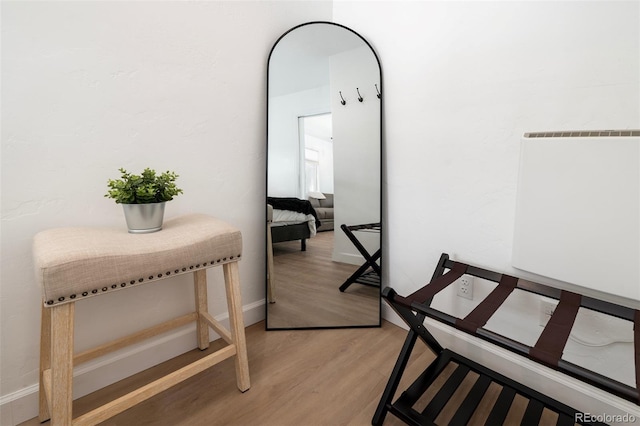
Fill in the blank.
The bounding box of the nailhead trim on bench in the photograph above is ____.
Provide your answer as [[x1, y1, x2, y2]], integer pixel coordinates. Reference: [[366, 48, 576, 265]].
[[44, 254, 242, 307]]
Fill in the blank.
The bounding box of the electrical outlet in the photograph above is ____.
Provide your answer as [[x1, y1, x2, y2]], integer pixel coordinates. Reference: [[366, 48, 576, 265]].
[[456, 275, 474, 300], [539, 298, 558, 326]]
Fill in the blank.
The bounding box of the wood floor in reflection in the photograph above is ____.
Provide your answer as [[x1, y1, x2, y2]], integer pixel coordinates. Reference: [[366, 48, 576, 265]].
[[267, 230, 380, 329]]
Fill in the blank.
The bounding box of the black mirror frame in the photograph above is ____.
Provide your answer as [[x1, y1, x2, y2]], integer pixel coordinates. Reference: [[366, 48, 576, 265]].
[[266, 21, 383, 330]]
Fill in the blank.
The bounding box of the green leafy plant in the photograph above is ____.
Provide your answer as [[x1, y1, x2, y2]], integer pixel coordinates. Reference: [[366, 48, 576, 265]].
[[105, 168, 183, 204]]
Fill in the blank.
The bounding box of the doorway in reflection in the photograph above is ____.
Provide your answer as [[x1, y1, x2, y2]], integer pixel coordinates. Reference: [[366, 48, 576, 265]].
[[300, 113, 333, 200]]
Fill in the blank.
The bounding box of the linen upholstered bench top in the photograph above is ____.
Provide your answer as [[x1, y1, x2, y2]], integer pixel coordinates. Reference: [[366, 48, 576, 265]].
[[33, 214, 242, 307]]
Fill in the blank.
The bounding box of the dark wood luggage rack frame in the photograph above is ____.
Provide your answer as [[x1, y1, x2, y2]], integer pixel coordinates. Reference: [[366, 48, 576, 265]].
[[339, 222, 381, 292], [374, 253, 638, 426]]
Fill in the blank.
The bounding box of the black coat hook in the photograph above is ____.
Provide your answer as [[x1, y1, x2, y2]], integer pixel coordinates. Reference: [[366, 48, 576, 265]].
[[375, 84, 381, 99], [357, 88, 363, 102], [339, 91, 346, 106]]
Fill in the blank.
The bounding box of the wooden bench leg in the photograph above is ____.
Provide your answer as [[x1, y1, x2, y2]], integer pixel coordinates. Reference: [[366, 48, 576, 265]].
[[39, 305, 52, 422], [223, 261, 250, 392], [50, 302, 75, 425], [193, 270, 210, 350]]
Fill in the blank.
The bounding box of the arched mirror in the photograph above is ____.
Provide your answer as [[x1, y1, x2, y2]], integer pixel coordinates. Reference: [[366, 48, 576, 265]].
[[266, 22, 382, 329]]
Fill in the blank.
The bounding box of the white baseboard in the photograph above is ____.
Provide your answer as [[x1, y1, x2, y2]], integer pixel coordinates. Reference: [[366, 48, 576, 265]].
[[332, 251, 362, 266], [0, 299, 266, 426], [381, 305, 640, 424]]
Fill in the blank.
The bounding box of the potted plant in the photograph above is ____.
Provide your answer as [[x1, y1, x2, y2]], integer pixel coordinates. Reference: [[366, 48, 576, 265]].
[[105, 167, 183, 233]]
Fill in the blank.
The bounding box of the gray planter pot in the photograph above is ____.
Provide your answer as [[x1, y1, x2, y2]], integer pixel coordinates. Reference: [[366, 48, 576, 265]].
[[121, 202, 166, 234]]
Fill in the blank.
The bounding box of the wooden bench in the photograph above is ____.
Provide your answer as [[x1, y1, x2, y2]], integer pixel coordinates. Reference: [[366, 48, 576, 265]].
[[33, 213, 250, 425], [374, 253, 638, 425]]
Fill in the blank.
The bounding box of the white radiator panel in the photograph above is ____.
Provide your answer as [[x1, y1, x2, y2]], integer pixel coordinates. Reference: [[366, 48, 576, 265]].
[[512, 130, 640, 302]]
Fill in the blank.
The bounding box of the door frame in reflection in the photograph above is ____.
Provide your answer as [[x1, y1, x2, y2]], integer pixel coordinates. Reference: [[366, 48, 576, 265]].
[[299, 112, 333, 200]]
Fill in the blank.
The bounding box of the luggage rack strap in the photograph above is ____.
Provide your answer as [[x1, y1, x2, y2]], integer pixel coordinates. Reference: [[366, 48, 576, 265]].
[[395, 262, 467, 308], [456, 274, 518, 333], [530, 290, 582, 367]]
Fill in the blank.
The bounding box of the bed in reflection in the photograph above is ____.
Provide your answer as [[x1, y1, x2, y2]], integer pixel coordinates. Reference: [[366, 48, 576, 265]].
[[267, 197, 320, 251]]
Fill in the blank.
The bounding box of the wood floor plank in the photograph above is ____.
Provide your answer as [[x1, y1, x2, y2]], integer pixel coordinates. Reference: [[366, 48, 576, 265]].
[[467, 381, 502, 425]]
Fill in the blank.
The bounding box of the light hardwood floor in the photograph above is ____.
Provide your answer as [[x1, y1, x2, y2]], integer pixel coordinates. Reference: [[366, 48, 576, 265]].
[[22, 320, 435, 426]]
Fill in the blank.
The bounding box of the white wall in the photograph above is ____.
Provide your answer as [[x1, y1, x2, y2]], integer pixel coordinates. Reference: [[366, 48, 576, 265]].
[[0, 2, 332, 424], [334, 0, 640, 420], [331, 45, 381, 263], [268, 85, 331, 197]]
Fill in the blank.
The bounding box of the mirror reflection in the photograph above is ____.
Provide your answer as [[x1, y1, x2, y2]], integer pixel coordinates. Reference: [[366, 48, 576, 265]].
[[266, 22, 382, 329]]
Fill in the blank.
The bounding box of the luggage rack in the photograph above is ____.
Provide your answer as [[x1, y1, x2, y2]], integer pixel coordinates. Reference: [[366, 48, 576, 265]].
[[339, 223, 381, 292], [373, 253, 638, 426]]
